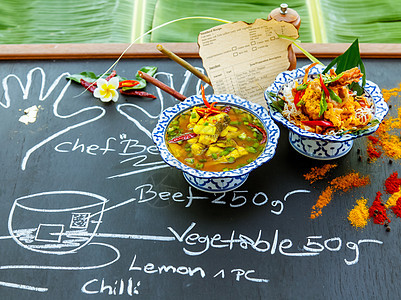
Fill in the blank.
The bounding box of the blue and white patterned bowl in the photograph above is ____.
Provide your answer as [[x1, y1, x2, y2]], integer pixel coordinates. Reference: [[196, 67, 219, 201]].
[[265, 63, 388, 160], [152, 94, 280, 193]]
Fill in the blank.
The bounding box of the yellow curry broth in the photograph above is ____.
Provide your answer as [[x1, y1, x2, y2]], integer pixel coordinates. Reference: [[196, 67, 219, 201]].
[[165, 105, 267, 172]]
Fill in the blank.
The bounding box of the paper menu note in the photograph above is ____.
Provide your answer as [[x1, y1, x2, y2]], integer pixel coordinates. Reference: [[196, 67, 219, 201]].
[[198, 19, 298, 107]]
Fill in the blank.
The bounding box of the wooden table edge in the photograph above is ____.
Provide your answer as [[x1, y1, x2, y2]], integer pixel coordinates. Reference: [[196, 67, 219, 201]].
[[0, 43, 400, 60]]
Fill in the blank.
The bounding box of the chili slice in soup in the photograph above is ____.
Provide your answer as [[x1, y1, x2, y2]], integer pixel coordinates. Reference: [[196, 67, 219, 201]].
[[165, 104, 267, 172]]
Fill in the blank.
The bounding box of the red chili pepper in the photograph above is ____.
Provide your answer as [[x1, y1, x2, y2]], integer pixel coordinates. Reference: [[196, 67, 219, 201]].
[[249, 123, 267, 144], [80, 79, 96, 93], [120, 90, 156, 99], [294, 91, 300, 106], [119, 80, 140, 88], [168, 133, 197, 143], [201, 85, 211, 108], [105, 70, 117, 81], [294, 90, 306, 109], [294, 91, 302, 107], [195, 107, 221, 115], [319, 74, 330, 98], [301, 120, 334, 127]]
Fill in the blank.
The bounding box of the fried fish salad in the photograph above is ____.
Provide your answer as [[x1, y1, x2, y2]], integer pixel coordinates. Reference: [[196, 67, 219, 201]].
[[279, 66, 374, 135]]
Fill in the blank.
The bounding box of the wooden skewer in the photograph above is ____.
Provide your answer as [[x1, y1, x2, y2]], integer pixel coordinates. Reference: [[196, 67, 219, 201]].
[[157, 44, 212, 85], [138, 71, 187, 101]]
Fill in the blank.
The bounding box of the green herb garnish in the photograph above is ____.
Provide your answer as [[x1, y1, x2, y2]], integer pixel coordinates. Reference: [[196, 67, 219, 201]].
[[319, 92, 328, 117], [328, 88, 342, 103], [323, 39, 365, 95], [338, 119, 380, 136]]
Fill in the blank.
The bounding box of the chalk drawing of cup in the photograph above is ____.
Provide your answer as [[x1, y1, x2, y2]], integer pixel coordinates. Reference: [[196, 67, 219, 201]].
[[8, 191, 107, 255]]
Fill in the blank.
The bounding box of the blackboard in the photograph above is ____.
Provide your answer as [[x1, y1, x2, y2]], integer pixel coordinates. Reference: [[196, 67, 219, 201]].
[[0, 52, 401, 299]]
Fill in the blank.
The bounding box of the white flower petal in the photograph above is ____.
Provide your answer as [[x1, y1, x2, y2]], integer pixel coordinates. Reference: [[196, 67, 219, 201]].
[[108, 77, 119, 89], [111, 90, 119, 102], [93, 88, 102, 98], [101, 94, 112, 102], [96, 78, 107, 87], [93, 77, 119, 103]]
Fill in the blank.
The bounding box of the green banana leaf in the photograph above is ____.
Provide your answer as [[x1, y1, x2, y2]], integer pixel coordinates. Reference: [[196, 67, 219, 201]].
[[149, 0, 401, 43], [149, 0, 312, 43], [321, 0, 401, 43], [0, 0, 135, 44], [0, 0, 400, 44]]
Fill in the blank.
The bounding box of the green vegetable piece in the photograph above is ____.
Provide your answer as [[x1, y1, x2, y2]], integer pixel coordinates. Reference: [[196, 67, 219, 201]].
[[220, 147, 235, 156], [296, 83, 308, 91], [323, 72, 344, 84], [185, 158, 194, 164], [266, 91, 285, 113], [246, 146, 257, 153], [211, 153, 218, 160], [328, 88, 342, 103], [195, 163, 204, 169], [297, 99, 305, 107], [319, 92, 328, 117], [271, 100, 285, 113], [339, 119, 380, 136], [238, 132, 247, 140], [228, 157, 235, 163]]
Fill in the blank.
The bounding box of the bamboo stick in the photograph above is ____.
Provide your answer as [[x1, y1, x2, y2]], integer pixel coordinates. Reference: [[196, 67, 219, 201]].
[[138, 71, 187, 101], [157, 44, 212, 85]]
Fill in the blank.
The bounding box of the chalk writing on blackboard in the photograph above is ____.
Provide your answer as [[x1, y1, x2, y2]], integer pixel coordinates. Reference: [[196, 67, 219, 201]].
[[1, 67, 203, 173], [1, 187, 383, 292], [0, 64, 386, 296]]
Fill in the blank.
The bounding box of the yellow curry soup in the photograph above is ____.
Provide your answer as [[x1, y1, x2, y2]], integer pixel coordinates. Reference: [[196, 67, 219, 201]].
[[165, 104, 267, 172]]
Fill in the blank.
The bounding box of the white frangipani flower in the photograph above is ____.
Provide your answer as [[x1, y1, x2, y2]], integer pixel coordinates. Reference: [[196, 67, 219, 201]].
[[93, 77, 119, 102]]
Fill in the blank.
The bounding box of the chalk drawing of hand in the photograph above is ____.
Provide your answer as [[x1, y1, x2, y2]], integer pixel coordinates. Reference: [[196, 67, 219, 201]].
[[116, 72, 177, 139], [111, 71, 198, 179], [0, 67, 106, 170]]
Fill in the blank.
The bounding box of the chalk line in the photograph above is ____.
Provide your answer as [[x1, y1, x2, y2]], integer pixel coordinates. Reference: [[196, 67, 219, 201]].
[[90, 197, 137, 218], [0, 280, 48, 292], [107, 163, 170, 179], [0, 242, 120, 271], [69, 232, 176, 242]]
